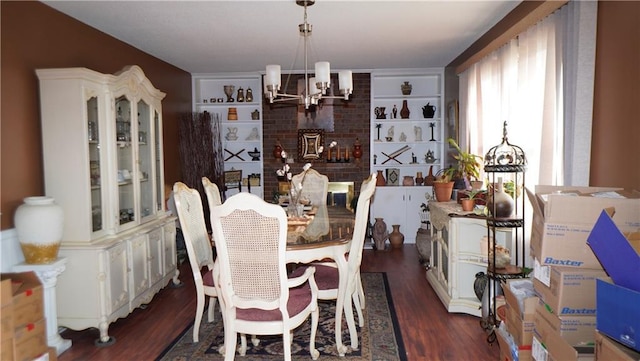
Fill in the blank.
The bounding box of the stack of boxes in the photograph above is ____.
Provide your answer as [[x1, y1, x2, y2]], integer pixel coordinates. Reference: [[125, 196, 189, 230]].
[[496, 278, 538, 361], [587, 209, 640, 360], [0, 272, 50, 361], [525, 186, 640, 361]]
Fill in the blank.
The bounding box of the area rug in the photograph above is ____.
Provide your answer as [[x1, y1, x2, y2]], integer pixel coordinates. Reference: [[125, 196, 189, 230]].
[[156, 272, 407, 361]]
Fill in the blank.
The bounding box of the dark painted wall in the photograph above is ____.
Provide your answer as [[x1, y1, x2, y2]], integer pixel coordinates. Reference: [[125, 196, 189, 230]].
[[1, 2, 191, 229]]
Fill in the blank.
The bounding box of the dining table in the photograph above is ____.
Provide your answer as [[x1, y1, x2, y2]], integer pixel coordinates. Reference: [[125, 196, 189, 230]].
[[285, 204, 356, 356]]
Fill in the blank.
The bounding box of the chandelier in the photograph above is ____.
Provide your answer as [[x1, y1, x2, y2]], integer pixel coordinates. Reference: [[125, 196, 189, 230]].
[[264, 0, 353, 109]]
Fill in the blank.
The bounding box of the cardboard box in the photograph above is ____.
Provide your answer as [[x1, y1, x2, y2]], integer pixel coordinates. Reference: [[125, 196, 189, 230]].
[[1, 337, 13, 361], [532, 334, 594, 361], [1, 278, 12, 307], [506, 304, 535, 346], [587, 209, 640, 292], [595, 330, 640, 361], [0, 272, 44, 328], [502, 279, 537, 346], [14, 318, 47, 361], [1, 304, 12, 341], [496, 326, 533, 361], [532, 265, 607, 316], [535, 300, 596, 346], [527, 186, 640, 269], [596, 278, 640, 352]]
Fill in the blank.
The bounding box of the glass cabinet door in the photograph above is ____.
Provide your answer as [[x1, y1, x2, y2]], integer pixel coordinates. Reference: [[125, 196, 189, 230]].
[[88, 96, 103, 233], [137, 100, 154, 220], [115, 96, 135, 226], [154, 110, 163, 213]]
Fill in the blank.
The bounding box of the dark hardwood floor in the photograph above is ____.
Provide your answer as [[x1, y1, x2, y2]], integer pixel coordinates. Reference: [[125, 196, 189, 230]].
[[58, 245, 501, 361]]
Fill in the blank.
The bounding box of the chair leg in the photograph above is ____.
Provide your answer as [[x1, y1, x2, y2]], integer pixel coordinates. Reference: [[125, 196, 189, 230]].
[[357, 274, 366, 311], [353, 291, 365, 327], [193, 291, 205, 343], [207, 296, 216, 322], [344, 296, 359, 351], [223, 329, 237, 361], [282, 330, 292, 361], [309, 305, 320, 360], [239, 334, 247, 356]]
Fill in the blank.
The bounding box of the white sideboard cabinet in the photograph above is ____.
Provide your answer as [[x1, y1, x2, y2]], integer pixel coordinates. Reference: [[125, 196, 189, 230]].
[[426, 201, 513, 317], [36, 66, 178, 344], [370, 186, 432, 244]]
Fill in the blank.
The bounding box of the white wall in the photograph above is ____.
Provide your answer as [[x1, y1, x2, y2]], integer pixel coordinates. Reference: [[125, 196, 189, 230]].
[[1, 229, 25, 272]]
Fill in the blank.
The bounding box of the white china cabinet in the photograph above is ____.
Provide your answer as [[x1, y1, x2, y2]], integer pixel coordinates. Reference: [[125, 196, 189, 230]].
[[369, 69, 445, 242], [36, 66, 178, 344], [192, 73, 264, 198]]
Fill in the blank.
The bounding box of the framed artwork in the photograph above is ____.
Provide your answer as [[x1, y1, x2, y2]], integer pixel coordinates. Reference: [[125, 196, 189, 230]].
[[447, 99, 459, 145], [297, 129, 324, 162]]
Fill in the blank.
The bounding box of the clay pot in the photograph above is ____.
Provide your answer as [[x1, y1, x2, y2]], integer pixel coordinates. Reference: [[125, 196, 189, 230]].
[[372, 218, 389, 251], [402, 176, 415, 186], [415, 172, 424, 186], [389, 224, 405, 249], [400, 100, 410, 119], [400, 81, 412, 95], [461, 198, 475, 212], [353, 138, 363, 159], [424, 166, 435, 186], [376, 170, 386, 186], [434, 181, 454, 202]]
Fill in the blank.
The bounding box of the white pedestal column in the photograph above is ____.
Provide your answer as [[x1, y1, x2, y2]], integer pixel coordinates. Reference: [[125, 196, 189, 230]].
[[13, 257, 72, 355]]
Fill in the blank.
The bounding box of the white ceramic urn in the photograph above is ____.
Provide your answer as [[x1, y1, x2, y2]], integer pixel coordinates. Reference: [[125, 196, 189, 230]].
[[14, 196, 64, 264]]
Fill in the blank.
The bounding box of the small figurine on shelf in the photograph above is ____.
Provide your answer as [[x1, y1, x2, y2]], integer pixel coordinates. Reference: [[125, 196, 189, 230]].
[[411, 152, 417, 164], [414, 126, 423, 141], [392, 105, 398, 119], [387, 126, 395, 141], [375, 123, 382, 141], [429, 122, 436, 141], [399, 132, 407, 142]]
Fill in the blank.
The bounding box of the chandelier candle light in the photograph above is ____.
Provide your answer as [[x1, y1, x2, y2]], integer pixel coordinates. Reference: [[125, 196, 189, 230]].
[[264, 0, 353, 109]]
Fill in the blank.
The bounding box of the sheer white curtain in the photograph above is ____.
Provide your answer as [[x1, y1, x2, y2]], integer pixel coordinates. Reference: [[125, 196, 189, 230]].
[[459, 1, 597, 186]]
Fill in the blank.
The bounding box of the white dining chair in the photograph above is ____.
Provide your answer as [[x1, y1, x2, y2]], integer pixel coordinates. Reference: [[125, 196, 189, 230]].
[[290, 172, 377, 352], [291, 168, 329, 206], [210, 192, 320, 361], [172, 182, 218, 343]]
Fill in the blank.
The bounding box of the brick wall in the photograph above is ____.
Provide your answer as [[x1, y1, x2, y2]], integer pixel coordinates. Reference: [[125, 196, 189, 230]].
[[263, 73, 371, 202]]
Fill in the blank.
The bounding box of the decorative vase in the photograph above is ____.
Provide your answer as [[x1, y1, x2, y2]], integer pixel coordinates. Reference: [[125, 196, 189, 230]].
[[400, 81, 412, 95], [402, 176, 415, 186], [236, 87, 245, 102], [352, 138, 363, 159], [14, 196, 64, 264], [251, 109, 260, 120], [227, 107, 238, 121], [389, 224, 405, 249], [474, 272, 488, 301], [223, 85, 235, 102], [372, 218, 389, 251], [434, 181, 454, 202], [245, 87, 254, 102], [424, 166, 436, 186], [375, 170, 386, 186], [415, 172, 424, 186], [487, 177, 514, 218], [400, 100, 410, 119], [273, 143, 283, 159]]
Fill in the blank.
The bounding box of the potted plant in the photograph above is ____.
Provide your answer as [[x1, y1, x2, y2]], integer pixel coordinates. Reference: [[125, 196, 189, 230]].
[[447, 138, 483, 189], [460, 189, 484, 212], [433, 166, 456, 202]]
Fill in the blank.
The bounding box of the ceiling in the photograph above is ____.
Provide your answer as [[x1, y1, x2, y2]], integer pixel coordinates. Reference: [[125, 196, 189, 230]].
[[43, 0, 521, 74]]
